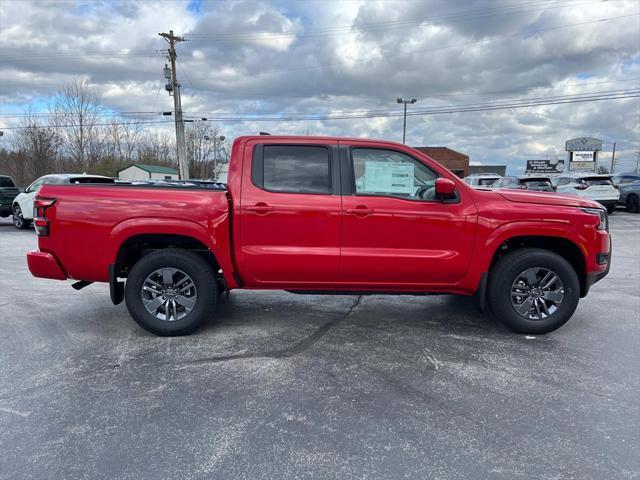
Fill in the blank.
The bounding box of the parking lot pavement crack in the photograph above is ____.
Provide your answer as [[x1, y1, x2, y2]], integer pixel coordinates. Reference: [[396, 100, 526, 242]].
[[181, 295, 363, 366]]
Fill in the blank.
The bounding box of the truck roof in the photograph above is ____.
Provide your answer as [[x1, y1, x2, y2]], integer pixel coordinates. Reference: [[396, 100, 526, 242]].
[[235, 135, 408, 147]]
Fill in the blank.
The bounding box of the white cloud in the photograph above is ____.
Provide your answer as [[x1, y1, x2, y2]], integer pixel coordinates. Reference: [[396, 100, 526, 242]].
[[0, 0, 638, 172]]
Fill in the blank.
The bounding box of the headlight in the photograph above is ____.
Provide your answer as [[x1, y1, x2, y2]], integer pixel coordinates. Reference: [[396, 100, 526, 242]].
[[582, 207, 608, 231]]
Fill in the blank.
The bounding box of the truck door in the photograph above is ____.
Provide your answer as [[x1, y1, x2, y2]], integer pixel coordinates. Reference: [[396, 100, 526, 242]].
[[338, 142, 477, 287], [238, 139, 342, 286]]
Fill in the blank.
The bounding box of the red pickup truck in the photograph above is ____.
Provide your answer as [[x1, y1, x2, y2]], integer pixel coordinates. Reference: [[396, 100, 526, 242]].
[[27, 136, 611, 336]]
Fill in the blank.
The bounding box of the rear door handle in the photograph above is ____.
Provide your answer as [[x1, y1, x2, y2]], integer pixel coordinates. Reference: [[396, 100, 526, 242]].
[[246, 202, 273, 214], [345, 207, 374, 216]]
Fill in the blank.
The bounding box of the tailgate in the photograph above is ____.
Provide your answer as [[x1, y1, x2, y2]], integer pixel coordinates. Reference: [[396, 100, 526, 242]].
[[0, 187, 19, 204]]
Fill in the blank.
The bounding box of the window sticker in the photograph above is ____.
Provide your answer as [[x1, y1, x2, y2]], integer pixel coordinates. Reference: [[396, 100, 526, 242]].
[[363, 161, 414, 194]]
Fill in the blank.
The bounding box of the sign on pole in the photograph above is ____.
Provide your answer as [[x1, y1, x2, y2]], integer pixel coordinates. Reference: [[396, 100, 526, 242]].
[[565, 137, 602, 172]]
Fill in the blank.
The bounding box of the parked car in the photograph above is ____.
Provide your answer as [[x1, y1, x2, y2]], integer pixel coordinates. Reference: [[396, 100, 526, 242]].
[[492, 176, 555, 192], [463, 173, 502, 189], [551, 174, 620, 213], [0, 175, 19, 219], [12, 174, 115, 229], [612, 172, 640, 213], [27, 136, 611, 336]]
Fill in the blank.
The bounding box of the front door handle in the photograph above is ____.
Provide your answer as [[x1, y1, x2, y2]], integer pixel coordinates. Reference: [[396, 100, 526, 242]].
[[345, 206, 374, 216], [246, 202, 273, 214]]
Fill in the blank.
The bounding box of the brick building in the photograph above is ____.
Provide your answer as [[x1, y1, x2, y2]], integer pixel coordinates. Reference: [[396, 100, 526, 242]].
[[413, 147, 469, 178]]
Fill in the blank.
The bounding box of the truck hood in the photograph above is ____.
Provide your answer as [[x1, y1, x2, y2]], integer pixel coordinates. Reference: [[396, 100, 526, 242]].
[[497, 189, 600, 209]]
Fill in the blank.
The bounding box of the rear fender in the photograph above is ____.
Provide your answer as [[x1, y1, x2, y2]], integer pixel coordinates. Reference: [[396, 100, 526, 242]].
[[108, 216, 237, 287]]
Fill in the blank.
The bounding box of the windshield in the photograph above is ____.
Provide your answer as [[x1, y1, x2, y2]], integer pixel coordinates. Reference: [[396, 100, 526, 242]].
[[0, 176, 15, 187]]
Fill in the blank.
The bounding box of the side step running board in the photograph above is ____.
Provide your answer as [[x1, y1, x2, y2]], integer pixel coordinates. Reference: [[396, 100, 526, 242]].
[[72, 280, 93, 290]]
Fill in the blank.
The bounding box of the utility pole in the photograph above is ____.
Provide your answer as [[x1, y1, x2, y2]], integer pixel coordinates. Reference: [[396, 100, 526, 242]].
[[159, 30, 188, 180], [397, 98, 416, 144], [610, 142, 616, 174], [636, 150, 640, 173]]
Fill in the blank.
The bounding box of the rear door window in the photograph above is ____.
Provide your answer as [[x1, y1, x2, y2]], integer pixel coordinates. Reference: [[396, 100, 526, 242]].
[[253, 145, 331, 194]]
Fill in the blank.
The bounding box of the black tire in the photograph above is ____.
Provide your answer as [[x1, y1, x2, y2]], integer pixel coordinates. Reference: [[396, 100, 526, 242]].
[[487, 248, 580, 334], [12, 204, 31, 230], [626, 194, 639, 214], [124, 249, 217, 336]]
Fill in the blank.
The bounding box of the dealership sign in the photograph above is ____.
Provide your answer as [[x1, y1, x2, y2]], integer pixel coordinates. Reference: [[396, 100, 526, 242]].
[[525, 159, 564, 174], [565, 137, 602, 172]]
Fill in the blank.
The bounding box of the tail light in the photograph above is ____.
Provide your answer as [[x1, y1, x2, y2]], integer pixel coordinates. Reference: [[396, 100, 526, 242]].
[[33, 197, 56, 236], [574, 183, 589, 190]]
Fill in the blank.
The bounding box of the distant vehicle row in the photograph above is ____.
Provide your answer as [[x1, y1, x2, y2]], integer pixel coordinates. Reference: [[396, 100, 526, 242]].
[[462, 172, 639, 214], [2, 168, 639, 232], [11, 174, 115, 229], [612, 172, 640, 213]]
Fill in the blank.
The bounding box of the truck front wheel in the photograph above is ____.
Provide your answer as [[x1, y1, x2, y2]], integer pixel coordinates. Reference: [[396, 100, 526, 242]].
[[124, 249, 217, 336], [487, 248, 580, 334]]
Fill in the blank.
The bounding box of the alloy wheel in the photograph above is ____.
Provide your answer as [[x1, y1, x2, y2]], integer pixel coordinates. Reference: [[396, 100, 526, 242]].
[[141, 267, 198, 322], [510, 267, 564, 320], [12, 205, 23, 228]]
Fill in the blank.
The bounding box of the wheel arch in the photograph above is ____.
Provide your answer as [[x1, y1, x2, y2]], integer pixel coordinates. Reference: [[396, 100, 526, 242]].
[[114, 233, 221, 277], [488, 235, 588, 296]]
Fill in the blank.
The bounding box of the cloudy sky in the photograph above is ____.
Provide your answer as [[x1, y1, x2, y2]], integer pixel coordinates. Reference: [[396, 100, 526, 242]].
[[1, 0, 638, 173]]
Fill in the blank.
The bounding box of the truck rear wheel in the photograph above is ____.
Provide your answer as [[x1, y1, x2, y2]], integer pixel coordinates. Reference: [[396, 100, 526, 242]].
[[487, 248, 580, 334], [124, 249, 217, 336]]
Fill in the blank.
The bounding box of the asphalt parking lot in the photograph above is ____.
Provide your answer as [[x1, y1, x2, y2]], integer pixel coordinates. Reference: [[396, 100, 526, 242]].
[[0, 213, 638, 480]]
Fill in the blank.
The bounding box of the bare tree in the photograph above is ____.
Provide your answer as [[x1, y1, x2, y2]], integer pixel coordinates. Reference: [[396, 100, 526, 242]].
[[9, 111, 61, 184], [185, 122, 226, 179], [52, 79, 105, 171], [105, 117, 143, 163], [136, 131, 176, 167]]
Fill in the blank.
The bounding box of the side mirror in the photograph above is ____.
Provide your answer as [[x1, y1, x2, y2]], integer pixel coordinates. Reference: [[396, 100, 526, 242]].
[[435, 178, 457, 199]]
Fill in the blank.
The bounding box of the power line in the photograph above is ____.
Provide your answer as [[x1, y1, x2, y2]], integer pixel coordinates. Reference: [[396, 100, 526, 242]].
[[186, 0, 601, 41], [1, 120, 176, 130], [0, 50, 165, 60], [180, 89, 639, 117], [2, 89, 637, 124], [0, 87, 640, 124], [181, 91, 640, 121]]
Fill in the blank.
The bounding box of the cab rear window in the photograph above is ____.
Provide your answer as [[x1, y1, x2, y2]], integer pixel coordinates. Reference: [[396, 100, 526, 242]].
[[523, 180, 552, 187], [478, 179, 497, 186], [0, 176, 15, 187], [583, 178, 613, 186], [70, 177, 115, 184]]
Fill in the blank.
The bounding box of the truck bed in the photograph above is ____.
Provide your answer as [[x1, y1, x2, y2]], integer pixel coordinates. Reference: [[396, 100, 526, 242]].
[[37, 183, 231, 282]]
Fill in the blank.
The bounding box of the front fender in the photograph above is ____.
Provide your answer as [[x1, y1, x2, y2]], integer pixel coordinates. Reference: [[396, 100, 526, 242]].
[[460, 219, 588, 293]]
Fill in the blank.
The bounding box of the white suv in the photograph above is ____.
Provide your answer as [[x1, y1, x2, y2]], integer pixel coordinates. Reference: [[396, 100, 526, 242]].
[[551, 174, 620, 213], [12, 174, 114, 229], [463, 173, 502, 189]]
